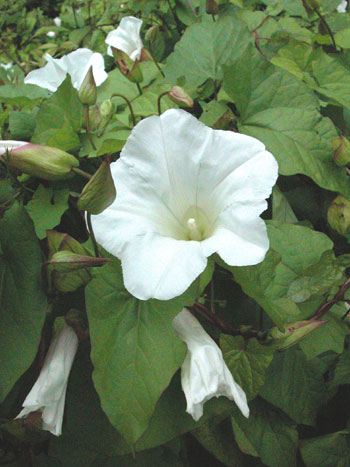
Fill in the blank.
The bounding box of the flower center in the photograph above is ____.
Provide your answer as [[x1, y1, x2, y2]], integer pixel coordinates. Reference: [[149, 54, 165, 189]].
[[187, 217, 202, 241]]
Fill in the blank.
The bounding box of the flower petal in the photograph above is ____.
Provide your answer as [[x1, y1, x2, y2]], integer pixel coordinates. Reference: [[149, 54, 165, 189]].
[[24, 54, 67, 92], [120, 233, 208, 300], [106, 16, 143, 61], [62, 48, 107, 89], [0, 140, 28, 155]]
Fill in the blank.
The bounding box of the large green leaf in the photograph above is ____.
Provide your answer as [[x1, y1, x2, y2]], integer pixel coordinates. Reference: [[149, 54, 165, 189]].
[[224, 221, 335, 326], [231, 398, 298, 467], [165, 8, 253, 89], [0, 203, 47, 401], [25, 185, 69, 239], [223, 45, 350, 197], [259, 347, 327, 425], [31, 77, 83, 151], [85, 260, 197, 445], [300, 430, 350, 467], [329, 349, 350, 389], [221, 335, 274, 400]]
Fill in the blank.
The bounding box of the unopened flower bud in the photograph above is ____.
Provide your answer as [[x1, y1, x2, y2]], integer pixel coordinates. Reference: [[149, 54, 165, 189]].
[[206, 0, 219, 15], [302, 0, 320, 11], [100, 99, 113, 117], [111, 47, 143, 83], [78, 66, 97, 105], [0, 141, 79, 181], [267, 319, 326, 350], [332, 136, 350, 166], [168, 86, 194, 108], [48, 251, 110, 272], [327, 195, 350, 235], [78, 158, 116, 214], [145, 25, 159, 43], [88, 105, 101, 131]]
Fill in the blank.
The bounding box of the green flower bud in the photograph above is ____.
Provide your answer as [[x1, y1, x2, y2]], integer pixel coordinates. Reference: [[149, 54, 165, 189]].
[[48, 251, 110, 272], [111, 47, 143, 83], [88, 105, 102, 131], [327, 195, 350, 235], [78, 66, 97, 105], [267, 319, 326, 350], [302, 0, 320, 12], [77, 158, 116, 215], [206, 0, 219, 15], [100, 99, 113, 117], [2, 143, 79, 181], [145, 25, 159, 43], [46, 230, 94, 292], [168, 86, 194, 108], [332, 136, 350, 166]]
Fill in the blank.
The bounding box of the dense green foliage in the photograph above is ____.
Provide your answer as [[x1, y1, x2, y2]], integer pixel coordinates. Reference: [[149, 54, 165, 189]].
[[1, 0, 350, 465]]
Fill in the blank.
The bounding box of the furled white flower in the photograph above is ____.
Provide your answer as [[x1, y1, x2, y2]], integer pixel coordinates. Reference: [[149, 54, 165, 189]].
[[172, 308, 249, 421], [24, 48, 107, 92], [0, 140, 27, 154], [91, 109, 278, 301], [16, 325, 78, 436], [106, 16, 143, 61], [338, 0, 348, 11], [53, 17, 62, 27], [46, 31, 56, 38]]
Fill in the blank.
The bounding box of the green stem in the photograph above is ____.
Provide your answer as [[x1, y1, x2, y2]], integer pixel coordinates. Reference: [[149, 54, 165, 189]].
[[314, 8, 336, 50], [157, 91, 169, 115], [166, 0, 182, 34], [72, 167, 92, 180], [85, 105, 97, 150], [111, 93, 136, 126], [87, 213, 100, 258], [148, 40, 165, 78], [72, 5, 79, 28], [136, 82, 143, 96]]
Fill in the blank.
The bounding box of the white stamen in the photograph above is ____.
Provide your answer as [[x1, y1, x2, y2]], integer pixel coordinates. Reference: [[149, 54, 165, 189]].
[[187, 217, 202, 241]]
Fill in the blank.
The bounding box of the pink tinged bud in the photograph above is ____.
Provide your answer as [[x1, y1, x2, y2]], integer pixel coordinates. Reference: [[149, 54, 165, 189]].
[[0, 141, 79, 181], [332, 136, 350, 166], [16, 325, 78, 436], [78, 66, 97, 106], [206, 0, 219, 15], [168, 86, 194, 108], [77, 158, 117, 215], [88, 105, 102, 131], [327, 195, 350, 235], [267, 319, 327, 350], [47, 251, 110, 272]]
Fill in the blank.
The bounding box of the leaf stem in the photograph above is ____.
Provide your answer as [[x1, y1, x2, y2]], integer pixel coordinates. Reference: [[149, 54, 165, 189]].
[[157, 91, 169, 115], [87, 213, 100, 257], [166, 0, 182, 34], [111, 93, 136, 126], [85, 105, 97, 150], [136, 82, 143, 95], [314, 7, 337, 50], [72, 167, 92, 180], [148, 40, 165, 77]]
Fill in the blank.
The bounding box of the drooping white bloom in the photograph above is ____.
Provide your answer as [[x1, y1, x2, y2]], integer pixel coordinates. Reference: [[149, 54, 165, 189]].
[[24, 48, 107, 92], [106, 16, 143, 61], [337, 0, 347, 12], [172, 308, 249, 421], [16, 325, 78, 436], [46, 31, 56, 38], [91, 109, 278, 301], [53, 17, 62, 27]]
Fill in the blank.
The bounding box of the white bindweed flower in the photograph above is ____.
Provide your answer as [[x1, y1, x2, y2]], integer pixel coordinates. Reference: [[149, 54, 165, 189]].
[[0, 62, 13, 71], [0, 140, 27, 154], [172, 308, 249, 421], [106, 16, 143, 61], [338, 0, 347, 12], [24, 48, 107, 92], [16, 325, 78, 436], [91, 109, 278, 301], [46, 31, 56, 38], [53, 17, 62, 27]]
